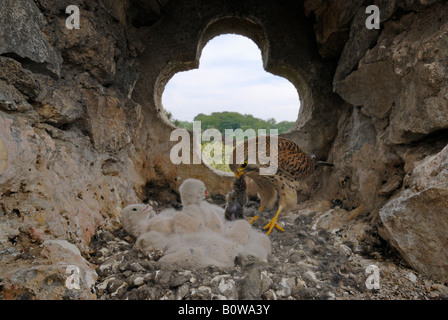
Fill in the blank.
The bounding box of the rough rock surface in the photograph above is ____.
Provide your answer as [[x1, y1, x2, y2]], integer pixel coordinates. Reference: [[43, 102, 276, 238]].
[[1, 0, 448, 299], [89, 200, 447, 300], [380, 145, 448, 280], [0, 230, 97, 299], [0, 0, 62, 77]]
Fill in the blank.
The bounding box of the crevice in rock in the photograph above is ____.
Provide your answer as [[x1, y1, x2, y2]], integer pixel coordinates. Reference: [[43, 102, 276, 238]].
[[2, 0, 448, 299], [142, 179, 180, 207], [128, 1, 163, 27], [404, 128, 448, 153], [0, 52, 58, 80]]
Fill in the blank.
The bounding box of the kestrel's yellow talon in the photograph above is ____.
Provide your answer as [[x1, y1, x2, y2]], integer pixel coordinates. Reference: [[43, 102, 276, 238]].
[[249, 215, 259, 224], [264, 216, 284, 235], [249, 205, 264, 223], [264, 207, 284, 235]]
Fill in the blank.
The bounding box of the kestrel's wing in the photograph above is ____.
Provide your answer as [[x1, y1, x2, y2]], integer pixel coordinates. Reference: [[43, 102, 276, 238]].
[[277, 137, 315, 178], [231, 136, 314, 179], [256, 136, 314, 179]]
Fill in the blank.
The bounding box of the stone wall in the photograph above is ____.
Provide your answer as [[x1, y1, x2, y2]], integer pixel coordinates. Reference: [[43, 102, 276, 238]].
[[0, 0, 447, 299], [310, 0, 448, 281]]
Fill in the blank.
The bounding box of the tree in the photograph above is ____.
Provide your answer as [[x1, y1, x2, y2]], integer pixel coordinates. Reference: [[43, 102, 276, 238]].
[[166, 111, 294, 134], [192, 111, 293, 135], [166, 111, 295, 172]]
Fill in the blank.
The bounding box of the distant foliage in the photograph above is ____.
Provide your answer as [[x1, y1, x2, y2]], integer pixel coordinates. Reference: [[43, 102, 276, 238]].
[[193, 111, 294, 134], [201, 140, 233, 172], [166, 111, 295, 172], [167, 111, 294, 134], [165, 111, 194, 130]]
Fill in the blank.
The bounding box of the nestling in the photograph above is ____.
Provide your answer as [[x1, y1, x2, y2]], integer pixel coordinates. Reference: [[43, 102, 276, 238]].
[[121, 204, 156, 238], [125, 177, 272, 269], [175, 178, 223, 233], [224, 175, 247, 221]]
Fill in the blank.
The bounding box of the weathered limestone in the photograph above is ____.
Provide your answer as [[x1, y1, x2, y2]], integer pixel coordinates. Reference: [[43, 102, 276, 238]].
[[1, 239, 97, 299], [380, 145, 448, 281], [0, 0, 62, 78], [1, 0, 447, 298]]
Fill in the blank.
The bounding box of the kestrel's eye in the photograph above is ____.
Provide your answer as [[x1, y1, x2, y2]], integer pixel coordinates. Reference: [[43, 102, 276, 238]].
[[240, 161, 248, 169]]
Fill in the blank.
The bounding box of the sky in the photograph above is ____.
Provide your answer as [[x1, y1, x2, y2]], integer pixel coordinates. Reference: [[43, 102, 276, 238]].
[[162, 34, 301, 123]]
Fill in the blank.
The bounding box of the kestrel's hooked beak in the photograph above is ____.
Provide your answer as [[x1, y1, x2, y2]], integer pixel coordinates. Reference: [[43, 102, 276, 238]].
[[234, 170, 244, 178], [234, 160, 248, 178]]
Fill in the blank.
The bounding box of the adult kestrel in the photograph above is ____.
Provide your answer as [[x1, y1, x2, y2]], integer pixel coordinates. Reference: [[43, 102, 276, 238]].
[[229, 136, 332, 235]]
